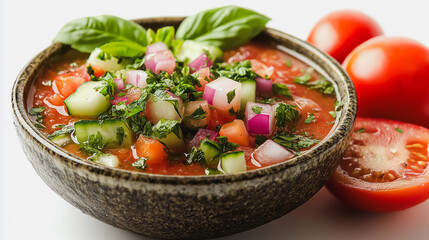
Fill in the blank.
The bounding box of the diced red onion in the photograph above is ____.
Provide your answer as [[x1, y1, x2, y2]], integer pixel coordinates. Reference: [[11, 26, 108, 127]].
[[144, 42, 176, 74], [188, 53, 213, 73], [187, 129, 219, 149], [245, 102, 275, 135], [126, 70, 148, 88], [252, 140, 294, 166], [202, 85, 216, 105], [255, 77, 273, 96], [146, 42, 168, 55], [114, 78, 124, 90], [110, 95, 128, 105]]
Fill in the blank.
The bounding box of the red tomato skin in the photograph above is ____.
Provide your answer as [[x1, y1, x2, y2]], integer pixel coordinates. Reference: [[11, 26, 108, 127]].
[[326, 117, 429, 212], [307, 10, 383, 63], [326, 180, 429, 212], [343, 36, 429, 128]]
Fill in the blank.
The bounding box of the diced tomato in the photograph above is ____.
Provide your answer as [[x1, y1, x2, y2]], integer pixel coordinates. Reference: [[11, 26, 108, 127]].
[[45, 93, 65, 106], [90, 65, 106, 77], [135, 135, 168, 165], [193, 67, 211, 91], [207, 109, 236, 131], [54, 75, 85, 98], [219, 119, 249, 146], [250, 60, 274, 79], [124, 87, 142, 103]]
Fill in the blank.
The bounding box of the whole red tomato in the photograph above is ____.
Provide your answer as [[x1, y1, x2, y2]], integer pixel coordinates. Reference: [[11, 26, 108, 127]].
[[307, 10, 383, 63], [343, 36, 429, 128]]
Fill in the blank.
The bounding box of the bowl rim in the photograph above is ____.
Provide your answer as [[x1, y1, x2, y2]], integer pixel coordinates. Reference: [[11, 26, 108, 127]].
[[12, 16, 357, 184]]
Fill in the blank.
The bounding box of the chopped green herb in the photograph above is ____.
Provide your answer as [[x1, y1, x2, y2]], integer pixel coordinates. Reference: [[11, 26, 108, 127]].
[[293, 73, 311, 85], [302, 132, 309, 137], [285, 59, 292, 68], [228, 107, 242, 119], [304, 113, 315, 124], [186, 147, 205, 164], [216, 125, 222, 132], [118, 92, 125, 97], [251, 105, 262, 114], [132, 157, 148, 170], [33, 122, 45, 130], [47, 126, 74, 139], [258, 96, 281, 104], [79, 131, 106, 156], [211, 60, 260, 82], [329, 111, 337, 118], [395, 128, 403, 134], [227, 89, 236, 104], [272, 83, 293, 99], [189, 106, 207, 120], [334, 100, 344, 111], [275, 103, 299, 128], [273, 133, 320, 152], [29, 107, 46, 115], [255, 135, 267, 147], [355, 128, 365, 134], [205, 168, 222, 175], [116, 126, 125, 145], [151, 119, 181, 139]]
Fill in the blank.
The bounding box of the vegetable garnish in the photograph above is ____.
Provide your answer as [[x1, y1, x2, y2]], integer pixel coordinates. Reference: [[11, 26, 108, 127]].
[[29, 6, 338, 175]]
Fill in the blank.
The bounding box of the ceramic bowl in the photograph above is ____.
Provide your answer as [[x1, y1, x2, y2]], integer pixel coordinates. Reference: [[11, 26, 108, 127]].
[[12, 17, 357, 239]]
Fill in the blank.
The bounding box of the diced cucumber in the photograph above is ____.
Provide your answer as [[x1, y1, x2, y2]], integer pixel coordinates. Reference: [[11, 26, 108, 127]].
[[64, 81, 111, 118], [158, 131, 185, 152], [220, 151, 247, 174], [92, 153, 120, 168], [148, 93, 185, 124], [50, 134, 72, 147], [183, 100, 209, 129], [87, 48, 130, 71], [200, 140, 221, 163], [74, 119, 133, 148], [176, 40, 223, 62], [240, 80, 256, 112]]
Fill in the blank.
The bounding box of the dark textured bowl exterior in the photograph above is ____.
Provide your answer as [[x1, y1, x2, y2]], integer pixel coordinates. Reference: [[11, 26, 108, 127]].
[[12, 17, 356, 239]]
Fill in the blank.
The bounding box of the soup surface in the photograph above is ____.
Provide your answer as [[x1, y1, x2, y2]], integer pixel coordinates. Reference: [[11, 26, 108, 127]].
[[28, 42, 338, 175]]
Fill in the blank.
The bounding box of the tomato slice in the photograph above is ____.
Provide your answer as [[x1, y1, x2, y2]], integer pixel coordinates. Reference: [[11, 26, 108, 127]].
[[326, 117, 429, 212]]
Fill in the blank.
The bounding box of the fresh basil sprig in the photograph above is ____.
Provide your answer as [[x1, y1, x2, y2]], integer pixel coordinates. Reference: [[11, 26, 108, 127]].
[[53, 15, 147, 53], [176, 6, 270, 50]]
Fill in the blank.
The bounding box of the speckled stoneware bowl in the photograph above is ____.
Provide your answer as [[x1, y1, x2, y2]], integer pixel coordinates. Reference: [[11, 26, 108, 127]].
[[12, 17, 357, 239]]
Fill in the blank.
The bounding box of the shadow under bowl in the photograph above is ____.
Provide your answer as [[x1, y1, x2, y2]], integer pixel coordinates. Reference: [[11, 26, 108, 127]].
[[12, 17, 357, 239]]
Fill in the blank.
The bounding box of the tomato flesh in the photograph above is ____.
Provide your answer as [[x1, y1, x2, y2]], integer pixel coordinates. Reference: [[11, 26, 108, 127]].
[[326, 118, 429, 212]]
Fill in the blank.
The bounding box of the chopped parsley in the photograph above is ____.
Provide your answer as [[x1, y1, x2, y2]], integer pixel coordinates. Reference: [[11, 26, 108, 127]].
[[211, 60, 260, 82], [189, 106, 207, 120], [255, 135, 267, 148], [227, 89, 236, 104], [29, 106, 46, 128], [186, 147, 205, 164], [273, 133, 320, 153], [355, 128, 365, 134], [47, 126, 74, 139], [251, 105, 263, 114], [272, 83, 293, 99], [275, 103, 299, 128], [132, 157, 148, 170], [258, 96, 281, 104], [304, 113, 315, 124], [228, 107, 242, 118], [79, 131, 106, 156], [294, 70, 335, 95], [151, 119, 181, 139], [285, 59, 292, 68], [395, 128, 403, 134], [329, 111, 337, 118]]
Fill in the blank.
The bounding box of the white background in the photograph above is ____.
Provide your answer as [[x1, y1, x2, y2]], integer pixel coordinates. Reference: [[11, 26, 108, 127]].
[[2, 0, 429, 239]]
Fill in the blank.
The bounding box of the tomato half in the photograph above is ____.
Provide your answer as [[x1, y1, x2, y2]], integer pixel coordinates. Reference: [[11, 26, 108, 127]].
[[343, 36, 429, 128], [326, 118, 429, 212], [307, 10, 383, 63]]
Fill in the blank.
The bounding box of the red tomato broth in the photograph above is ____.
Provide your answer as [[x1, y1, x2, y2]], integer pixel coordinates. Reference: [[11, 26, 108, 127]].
[[27, 43, 338, 175]]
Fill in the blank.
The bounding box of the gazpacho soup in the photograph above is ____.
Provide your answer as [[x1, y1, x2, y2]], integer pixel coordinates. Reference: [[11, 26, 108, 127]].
[[27, 11, 340, 176]]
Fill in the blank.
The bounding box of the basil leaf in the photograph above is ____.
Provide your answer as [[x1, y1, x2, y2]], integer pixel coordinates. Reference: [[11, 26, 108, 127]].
[[99, 41, 146, 58], [53, 15, 147, 53], [176, 6, 270, 50]]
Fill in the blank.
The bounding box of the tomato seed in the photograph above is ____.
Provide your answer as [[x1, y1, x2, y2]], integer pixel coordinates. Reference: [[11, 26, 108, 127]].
[[411, 152, 428, 160], [406, 143, 424, 149]]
